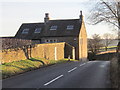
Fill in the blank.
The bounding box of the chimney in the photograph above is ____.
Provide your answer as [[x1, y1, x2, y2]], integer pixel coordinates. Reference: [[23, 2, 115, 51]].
[[44, 13, 49, 24], [79, 11, 82, 22]]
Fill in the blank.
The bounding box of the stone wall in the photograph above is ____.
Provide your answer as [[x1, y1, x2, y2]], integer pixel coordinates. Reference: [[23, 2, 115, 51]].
[[41, 36, 79, 60], [1, 42, 74, 63]]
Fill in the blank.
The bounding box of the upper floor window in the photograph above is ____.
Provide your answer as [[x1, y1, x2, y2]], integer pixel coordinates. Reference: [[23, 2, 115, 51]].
[[67, 25, 74, 30], [22, 29, 29, 34], [34, 28, 41, 33], [50, 25, 57, 30]]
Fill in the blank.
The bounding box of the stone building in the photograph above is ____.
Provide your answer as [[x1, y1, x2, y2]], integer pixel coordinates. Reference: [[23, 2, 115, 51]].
[[15, 11, 87, 60]]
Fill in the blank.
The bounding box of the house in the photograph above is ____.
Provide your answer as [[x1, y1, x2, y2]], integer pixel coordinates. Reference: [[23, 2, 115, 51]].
[[15, 11, 87, 60]]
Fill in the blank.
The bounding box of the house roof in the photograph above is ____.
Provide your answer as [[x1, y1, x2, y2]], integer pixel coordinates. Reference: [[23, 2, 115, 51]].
[[15, 18, 82, 40], [43, 19, 81, 37], [15, 23, 44, 39]]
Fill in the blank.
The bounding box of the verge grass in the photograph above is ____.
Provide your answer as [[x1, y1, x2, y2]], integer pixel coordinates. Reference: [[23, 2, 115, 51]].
[[2, 58, 78, 79]]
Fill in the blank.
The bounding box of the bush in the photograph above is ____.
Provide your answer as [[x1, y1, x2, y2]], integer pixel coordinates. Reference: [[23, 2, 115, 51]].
[[110, 57, 118, 88]]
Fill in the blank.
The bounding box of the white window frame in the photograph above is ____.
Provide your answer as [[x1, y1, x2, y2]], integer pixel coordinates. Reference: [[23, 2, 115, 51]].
[[67, 25, 74, 30], [22, 29, 29, 34], [34, 28, 41, 33], [50, 25, 57, 30]]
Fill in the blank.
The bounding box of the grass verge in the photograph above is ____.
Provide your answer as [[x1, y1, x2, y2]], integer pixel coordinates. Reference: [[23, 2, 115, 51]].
[[1, 58, 78, 79]]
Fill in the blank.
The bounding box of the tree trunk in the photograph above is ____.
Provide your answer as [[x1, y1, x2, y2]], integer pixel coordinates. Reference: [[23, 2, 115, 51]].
[[105, 46, 108, 51]]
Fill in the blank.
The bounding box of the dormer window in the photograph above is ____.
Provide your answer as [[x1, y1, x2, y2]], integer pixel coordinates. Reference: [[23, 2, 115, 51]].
[[50, 25, 57, 30], [34, 28, 41, 33], [67, 25, 74, 30], [22, 29, 29, 34]]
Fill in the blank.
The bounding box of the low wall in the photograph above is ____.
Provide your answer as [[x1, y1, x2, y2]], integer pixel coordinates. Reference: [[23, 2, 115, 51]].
[[1, 42, 74, 63]]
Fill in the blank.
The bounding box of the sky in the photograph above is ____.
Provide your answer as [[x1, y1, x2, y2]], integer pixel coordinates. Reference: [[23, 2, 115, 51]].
[[0, 0, 115, 38]]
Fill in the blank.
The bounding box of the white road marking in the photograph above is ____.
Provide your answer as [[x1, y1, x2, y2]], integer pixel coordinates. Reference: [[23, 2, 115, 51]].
[[79, 63, 86, 66], [44, 75, 63, 86], [68, 67, 77, 73]]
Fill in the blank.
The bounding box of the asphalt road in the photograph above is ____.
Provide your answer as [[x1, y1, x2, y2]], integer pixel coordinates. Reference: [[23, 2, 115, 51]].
[[2, 61, 111, 88]]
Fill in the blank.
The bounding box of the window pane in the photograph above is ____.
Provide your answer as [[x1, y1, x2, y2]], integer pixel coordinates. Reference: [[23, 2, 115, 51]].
[[67, 25, 74, 30], [34, 28, 41, 33], [50, 25, 57, 30], [22, 29, 29, 34]]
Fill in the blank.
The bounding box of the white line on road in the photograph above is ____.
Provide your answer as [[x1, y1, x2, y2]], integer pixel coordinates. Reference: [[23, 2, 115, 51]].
[[79, 63, 86, 66], [44, 75, 63, 86], [68, 67, 77, 73]]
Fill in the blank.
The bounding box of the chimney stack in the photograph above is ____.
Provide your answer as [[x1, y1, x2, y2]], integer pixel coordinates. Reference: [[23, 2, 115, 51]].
[[44, 13, 49, 24], [79, 11, 82, 22]]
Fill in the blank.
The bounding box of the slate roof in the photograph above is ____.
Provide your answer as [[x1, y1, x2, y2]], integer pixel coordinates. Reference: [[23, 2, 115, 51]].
[[15, 18, 82, 40], [15, 23, 44, 39]]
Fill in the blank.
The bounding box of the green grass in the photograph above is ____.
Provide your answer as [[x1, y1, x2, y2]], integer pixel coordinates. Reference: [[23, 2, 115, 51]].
[[1, 58, 78, 79], [100, 46, 117, 49], [99, 46, 117, 52]]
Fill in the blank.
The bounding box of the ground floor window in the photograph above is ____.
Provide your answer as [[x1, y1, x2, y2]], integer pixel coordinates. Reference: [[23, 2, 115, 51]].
[[45, 39, 57, 43]]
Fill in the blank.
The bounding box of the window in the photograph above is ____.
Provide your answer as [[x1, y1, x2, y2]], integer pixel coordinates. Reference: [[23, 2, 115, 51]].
[[50, 25, 57, 30], [46, 40, 49, 42], [34, 28, 41, 33], [54, 40, 56, 42], [45, 39, 57, 43], [53, 39, 57, 43], [45, 40, 50, 43], [22, 29, 29, 34], [50, 40, 53, 42], [67, 25, 74, 30]]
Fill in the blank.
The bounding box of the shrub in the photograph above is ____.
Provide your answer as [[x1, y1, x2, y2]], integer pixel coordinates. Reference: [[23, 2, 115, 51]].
[[110, 57, 118, 88]]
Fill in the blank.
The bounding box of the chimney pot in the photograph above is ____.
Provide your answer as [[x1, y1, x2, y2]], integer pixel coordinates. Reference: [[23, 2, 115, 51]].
[[44, 13, 49, 24], [79, 11, 82, 23], [80, 11, 82, 16]]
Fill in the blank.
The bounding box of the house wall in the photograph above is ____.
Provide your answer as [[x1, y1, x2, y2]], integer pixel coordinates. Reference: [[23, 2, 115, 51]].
[[79, 20, 88, 61], [41, 36, 79, 60], [31, 43, 65, 60], [1, 42, 73, 63]]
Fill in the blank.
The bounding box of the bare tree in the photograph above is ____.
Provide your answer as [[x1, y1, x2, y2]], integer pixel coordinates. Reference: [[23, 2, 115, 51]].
[[102, 33, 114, 51], [88, 0, 120, 28], [88, 34, 103, 54], [88, 0, 120, 40]]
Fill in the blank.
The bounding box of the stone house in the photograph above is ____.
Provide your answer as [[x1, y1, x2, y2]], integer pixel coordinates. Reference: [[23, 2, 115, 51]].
[[15, 11, 87, 60]]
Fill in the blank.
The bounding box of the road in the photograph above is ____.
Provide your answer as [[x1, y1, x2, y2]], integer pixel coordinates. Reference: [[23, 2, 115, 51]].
[[2, 61, 111, 88]]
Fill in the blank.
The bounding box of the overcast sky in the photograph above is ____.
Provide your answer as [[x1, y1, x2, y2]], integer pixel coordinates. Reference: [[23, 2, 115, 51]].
[[0, 0, 114, 38]]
